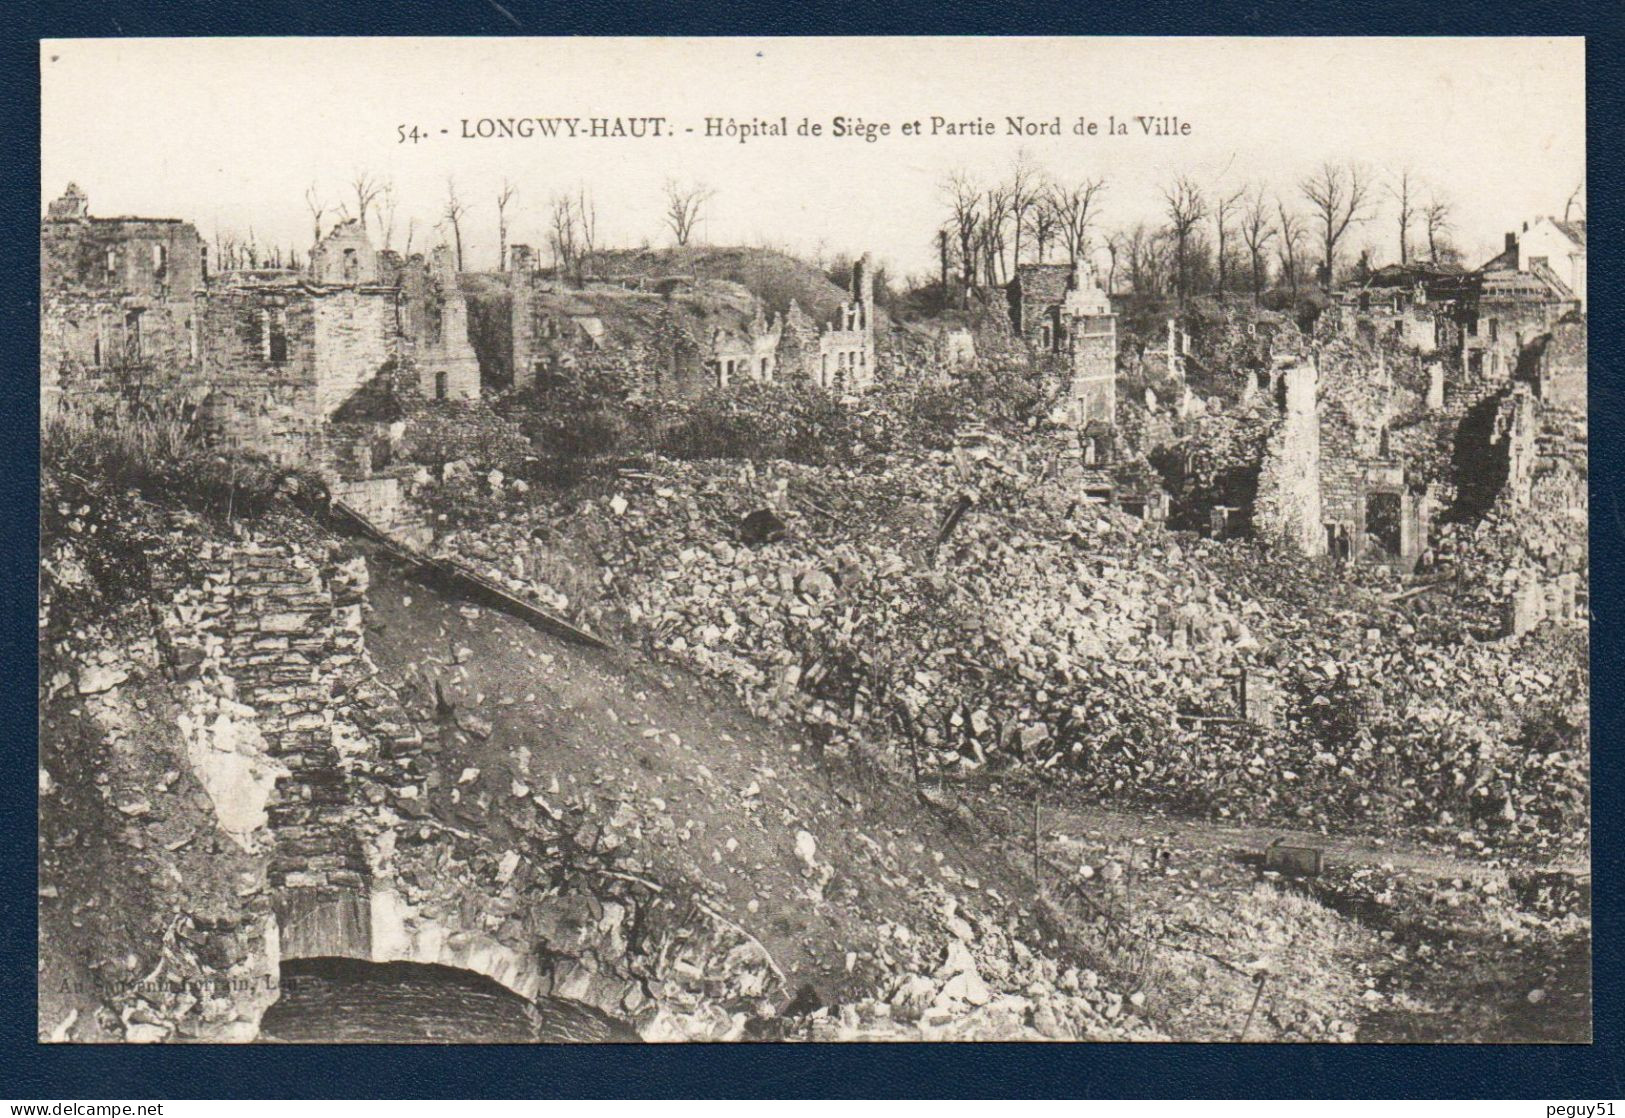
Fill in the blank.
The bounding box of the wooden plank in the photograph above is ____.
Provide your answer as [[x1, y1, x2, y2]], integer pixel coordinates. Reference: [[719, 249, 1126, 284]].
[[328, 499, 614, 652]]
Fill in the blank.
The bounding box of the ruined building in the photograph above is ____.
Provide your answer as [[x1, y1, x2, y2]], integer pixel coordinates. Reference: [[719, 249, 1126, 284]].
[[1009, 262, 1118, 427], [40, 183, 206, 417], [41, 187, 487, 529], [195, 220, 479, 471], [1332, 227, 1581, 414], [503, 250, 878, 398]]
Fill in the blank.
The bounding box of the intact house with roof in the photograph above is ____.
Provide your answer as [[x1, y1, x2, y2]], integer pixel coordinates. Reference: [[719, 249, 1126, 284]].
[[1514, 216, 1586, 313]]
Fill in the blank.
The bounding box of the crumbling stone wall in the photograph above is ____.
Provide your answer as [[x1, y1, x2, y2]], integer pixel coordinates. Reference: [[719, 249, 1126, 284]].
[[1253, 358, 1324, 555], [197, 282, 399, 467], [399, 402, 532, 471], [40, 187, 207, 418], [153, 539, 406, 961], [389, 247, 482, 402]]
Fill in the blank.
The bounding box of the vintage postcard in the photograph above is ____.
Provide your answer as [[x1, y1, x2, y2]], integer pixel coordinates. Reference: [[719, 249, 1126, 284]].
[[38, 36, 1587, 1044]]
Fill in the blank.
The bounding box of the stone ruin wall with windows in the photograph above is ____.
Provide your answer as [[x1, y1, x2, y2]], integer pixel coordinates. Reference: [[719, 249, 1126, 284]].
[[503, 249, 878, 399], [41, 190, 481, 497], [40, 185, 208, 418]]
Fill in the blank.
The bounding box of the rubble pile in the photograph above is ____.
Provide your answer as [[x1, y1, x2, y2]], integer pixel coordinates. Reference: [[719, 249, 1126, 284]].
[[431, 444, 1586, 852], [795, 888, 1166, 1041]]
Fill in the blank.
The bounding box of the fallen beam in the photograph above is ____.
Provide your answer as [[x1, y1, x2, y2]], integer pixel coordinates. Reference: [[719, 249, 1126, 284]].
[[328, 499, 615, 652]]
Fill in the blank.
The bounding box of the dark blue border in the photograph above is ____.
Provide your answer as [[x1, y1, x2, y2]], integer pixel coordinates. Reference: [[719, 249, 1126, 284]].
[[4, 0, 1618, 1099]]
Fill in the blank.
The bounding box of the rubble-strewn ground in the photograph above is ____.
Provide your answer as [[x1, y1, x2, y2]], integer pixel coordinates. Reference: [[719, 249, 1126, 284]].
[[428, 442, 1587, 859], [40, 305, 1588, 1041]]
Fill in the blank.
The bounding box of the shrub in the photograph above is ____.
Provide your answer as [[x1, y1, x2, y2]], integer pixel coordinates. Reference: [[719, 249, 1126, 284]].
[[41, 405, 305, 520]]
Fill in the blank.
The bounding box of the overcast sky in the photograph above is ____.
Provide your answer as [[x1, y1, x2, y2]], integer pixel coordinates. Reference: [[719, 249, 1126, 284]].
[[41, 37, 1584, 280]]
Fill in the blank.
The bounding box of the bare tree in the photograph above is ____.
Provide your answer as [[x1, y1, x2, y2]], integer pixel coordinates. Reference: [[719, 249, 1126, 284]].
[[1300, 161, 1373, 288], [495, 179, 517, 270], [1119, 223, 1168, 295], [1005, 150, 1042, 268], [663, 179, 714, 247], [550, 193, 579, 279], [403, 216, 418, 258], [1162, 175, 1207, 301], [215, 228, 240, 272], [304, 183, 327, 248], [575, 187, 598, 280], [1031, 199, 1059, 265], [1275, 198, 1307, 298], [442, 177, 467, 271], [942, 170, 983, 303], [377, 181, 399, 251], [350, 171, 384, 237], [1050, 177, 1107, 266], [1421, 191, 1453, 262], [1212, 184, 1245, 293], [1386, 167, 1418, 265], [1562, 180, 1586, 223], [1104, 233, 1120, 295], [1239, 187, 1277, 301], [979, 185, 1012, 285]]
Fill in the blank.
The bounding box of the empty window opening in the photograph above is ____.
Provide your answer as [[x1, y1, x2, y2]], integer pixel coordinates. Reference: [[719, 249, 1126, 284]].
[[426, 300, 444, 345], [1365, 492, 1403, 557], [124, 310, 143, 360], [1325, 522, 1353, 562], [342, 248, 359, 281], [435, 370, 449, 400], [266, 308, 289, 363]]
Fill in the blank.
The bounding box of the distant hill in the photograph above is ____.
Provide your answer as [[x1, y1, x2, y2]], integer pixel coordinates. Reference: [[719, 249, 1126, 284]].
[[459, 246, 875, 389], [592, 245, 856, 324]]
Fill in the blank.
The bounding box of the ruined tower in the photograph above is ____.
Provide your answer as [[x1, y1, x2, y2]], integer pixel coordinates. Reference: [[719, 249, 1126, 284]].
[[1061, 265, 1117, 427], [851, 253, 875, 332]]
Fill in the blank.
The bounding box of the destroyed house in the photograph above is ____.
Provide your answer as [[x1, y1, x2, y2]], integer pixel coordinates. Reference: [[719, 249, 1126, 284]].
[[1459, 247, 1578, 387], [40, 183, 207, 415], [195, 220, 479, 471], [504, 250, 877, 398], [1008, 262, 1118, 427], [1334, 262, 1470, 353]]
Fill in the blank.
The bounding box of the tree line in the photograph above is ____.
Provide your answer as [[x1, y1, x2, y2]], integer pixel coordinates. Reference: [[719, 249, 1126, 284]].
[[211, 172, 722, 280], [933, 153, 1478, 305]]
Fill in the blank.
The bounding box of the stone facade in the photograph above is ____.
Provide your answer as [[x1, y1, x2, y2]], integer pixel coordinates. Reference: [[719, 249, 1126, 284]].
[[505, 250, 878, 398], [1253, 355, 1324, 556], [197, 272, 400, 469], [385, 244, 481, 402], [1009, 262, 1118, 427], [40, 184, 207, 417], [41, 186, 482, 483]]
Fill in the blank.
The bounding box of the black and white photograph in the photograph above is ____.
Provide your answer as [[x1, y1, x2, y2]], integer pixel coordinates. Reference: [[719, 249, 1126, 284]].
[[37, 36, 1589, 1045]]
